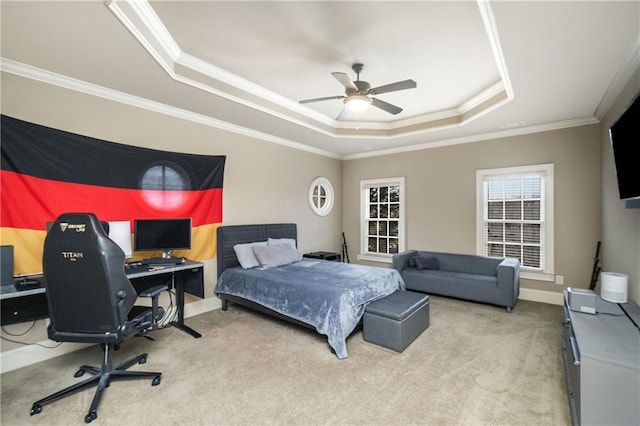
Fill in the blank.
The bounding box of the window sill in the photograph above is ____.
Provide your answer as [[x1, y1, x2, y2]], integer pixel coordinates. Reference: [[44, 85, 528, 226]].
[[520, 271, 554, 282], [357, 253, 393, 264]]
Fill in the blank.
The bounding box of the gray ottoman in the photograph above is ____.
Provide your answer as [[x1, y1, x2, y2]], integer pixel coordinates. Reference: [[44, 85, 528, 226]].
[[363, 290, 429, 352]]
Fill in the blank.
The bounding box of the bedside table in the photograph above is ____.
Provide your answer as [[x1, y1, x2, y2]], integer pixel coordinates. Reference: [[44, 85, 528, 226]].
[[303, 251, 342, 262]]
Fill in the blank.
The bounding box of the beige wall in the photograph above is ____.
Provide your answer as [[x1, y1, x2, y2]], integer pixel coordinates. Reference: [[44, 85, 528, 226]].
[[600, 67, 640, 305], [0, 72, 342, 352], [343, 124, 602, 295]]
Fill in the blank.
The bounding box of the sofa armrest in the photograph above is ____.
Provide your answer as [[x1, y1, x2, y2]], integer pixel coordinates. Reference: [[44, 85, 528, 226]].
[[392, 250, 417, 273], [497, 258, 520, 307]]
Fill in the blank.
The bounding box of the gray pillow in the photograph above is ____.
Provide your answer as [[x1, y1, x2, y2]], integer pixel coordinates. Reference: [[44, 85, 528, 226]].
[[233, 241, 267, 269], [415, 255, 439, 270], [267, 237, 296, 248], [253, 244, 302, 268]]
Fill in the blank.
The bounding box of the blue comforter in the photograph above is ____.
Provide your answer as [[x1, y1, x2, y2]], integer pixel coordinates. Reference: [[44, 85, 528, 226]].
[[215, 259, 405, 359]]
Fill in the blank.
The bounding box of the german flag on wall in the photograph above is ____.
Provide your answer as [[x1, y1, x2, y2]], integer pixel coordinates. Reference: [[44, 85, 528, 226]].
[[1, 115, 225, 275]]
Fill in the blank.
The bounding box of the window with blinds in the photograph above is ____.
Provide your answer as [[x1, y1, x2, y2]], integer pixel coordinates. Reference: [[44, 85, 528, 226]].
[[361, 177, 405, 262], [477, 164, 554, 277], [485, 176, 543, 268]]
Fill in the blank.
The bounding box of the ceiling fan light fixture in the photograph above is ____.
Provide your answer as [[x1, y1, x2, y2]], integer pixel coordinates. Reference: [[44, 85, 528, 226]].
[[344, 95, 371, 113]]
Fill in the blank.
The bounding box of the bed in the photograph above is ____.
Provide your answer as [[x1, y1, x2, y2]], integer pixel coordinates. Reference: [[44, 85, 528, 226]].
[[214, 223, 405, 358]]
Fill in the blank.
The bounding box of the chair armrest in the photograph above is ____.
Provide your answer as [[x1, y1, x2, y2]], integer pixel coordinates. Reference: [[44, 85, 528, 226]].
[[139, 285, 168, 298], [135, 285, 168, 332], [392, 250, 417, 272]]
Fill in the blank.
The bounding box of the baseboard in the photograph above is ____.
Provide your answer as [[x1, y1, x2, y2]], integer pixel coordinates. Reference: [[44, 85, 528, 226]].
[[1, 298, 222, 374], [184, 296, 221, 317], [518, 288, 564, 305], [0, 340, 93, 375]]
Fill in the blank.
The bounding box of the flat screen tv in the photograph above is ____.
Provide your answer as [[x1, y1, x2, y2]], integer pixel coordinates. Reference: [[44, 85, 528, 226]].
[[134, 218, 192, 263], [609, 93, 640, 200]]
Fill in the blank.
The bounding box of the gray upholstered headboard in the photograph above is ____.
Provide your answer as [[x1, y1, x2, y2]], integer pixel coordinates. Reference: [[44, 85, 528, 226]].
[[216, 223, 297, 278]]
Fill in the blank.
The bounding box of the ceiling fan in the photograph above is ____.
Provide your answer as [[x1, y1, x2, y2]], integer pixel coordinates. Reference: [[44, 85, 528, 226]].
[[299, 63, 417, 119]]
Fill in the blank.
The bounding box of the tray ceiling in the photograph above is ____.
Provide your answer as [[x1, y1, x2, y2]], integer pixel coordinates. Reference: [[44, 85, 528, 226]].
[[1, 1, 638, 158]]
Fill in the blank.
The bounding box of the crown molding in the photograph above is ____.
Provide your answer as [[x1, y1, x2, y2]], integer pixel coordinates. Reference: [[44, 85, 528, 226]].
[[0, 58, 340, 160], [594, 35, 640, 120], [342, 116, 599, 160], [477, 0, 514, 100], [104, 0, 178, 77]]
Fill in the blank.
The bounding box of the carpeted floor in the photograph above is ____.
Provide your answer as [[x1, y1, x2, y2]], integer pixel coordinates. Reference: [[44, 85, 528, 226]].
[[1, 296, 570, 425]]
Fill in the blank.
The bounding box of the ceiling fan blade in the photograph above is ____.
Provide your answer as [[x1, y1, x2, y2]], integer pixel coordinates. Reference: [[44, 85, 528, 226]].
[[299, 95, 344, 104], [370, 79, 417, 95], [336, 107, 349, 121], [371, 98, 403, 115], [331, 72, 358, 90]]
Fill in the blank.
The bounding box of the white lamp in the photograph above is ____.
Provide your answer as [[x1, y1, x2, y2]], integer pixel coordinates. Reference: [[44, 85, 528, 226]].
[[344, 95, 371, 113], [600, 272, 628, 303]]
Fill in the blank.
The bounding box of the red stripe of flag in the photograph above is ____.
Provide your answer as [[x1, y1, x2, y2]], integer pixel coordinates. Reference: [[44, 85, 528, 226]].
[[1, 171, 222, 230]]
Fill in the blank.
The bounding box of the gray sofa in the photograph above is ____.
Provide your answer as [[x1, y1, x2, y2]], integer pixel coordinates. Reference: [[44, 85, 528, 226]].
[[392, 250, 520, 312]]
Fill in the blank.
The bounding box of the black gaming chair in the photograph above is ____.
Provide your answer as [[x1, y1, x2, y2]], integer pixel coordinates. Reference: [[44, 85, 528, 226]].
[[30, 213, 168, 423]]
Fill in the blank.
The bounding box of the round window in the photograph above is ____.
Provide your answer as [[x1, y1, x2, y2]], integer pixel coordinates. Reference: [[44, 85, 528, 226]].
[[140, 162, 190, 210], [309, 177, 334, 216]]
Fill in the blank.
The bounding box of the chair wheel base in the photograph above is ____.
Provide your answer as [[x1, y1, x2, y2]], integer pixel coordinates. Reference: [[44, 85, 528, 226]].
[[152, 375, 161, 386], [85, 411, 97, 423]]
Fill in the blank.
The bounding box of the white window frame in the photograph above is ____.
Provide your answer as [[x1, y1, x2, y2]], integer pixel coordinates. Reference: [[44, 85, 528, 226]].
[[308, 177, 334, 217], [476, 164, 555, 282], [359, 177, 405, 263]]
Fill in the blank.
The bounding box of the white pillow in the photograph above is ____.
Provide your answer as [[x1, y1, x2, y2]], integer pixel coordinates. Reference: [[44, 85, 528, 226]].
[[233, 241, 267, 269], [267, 237, 296, 249], [253, 244, 302, 268]]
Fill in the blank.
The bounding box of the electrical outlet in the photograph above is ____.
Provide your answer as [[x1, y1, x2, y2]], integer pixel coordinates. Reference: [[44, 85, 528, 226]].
[[555, 275, 564, 285]]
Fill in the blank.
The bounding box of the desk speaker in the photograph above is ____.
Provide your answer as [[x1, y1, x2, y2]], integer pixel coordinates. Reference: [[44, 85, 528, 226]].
[[1, 245, 14, 286], [567, 287, 596, 314]]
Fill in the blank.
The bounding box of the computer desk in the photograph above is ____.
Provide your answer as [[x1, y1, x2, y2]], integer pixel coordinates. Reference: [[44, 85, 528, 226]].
[[1, 260, 204, 338]]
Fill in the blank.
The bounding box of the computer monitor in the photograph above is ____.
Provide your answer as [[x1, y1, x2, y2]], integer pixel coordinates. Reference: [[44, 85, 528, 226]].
[[133, 218, 192, 261]]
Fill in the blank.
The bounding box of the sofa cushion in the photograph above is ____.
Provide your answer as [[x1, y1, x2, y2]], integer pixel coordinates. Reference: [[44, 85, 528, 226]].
[[402, 269, 498, 301], [419, 251, 500, 275], [415, 255, 439, 270]]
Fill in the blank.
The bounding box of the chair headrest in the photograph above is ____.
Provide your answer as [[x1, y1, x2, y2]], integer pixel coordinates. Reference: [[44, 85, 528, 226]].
[[45, 212, 123, 276], [48, 212, 105, 235]]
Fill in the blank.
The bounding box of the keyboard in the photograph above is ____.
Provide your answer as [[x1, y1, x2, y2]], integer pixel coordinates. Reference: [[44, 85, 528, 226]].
[[14, 278, 42, 291], [140, 257, 185, 266]]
